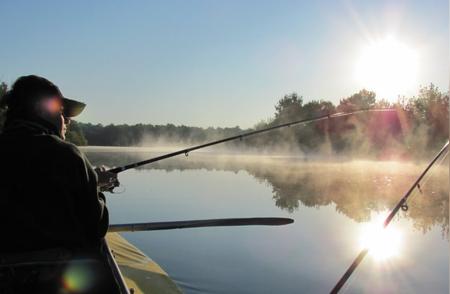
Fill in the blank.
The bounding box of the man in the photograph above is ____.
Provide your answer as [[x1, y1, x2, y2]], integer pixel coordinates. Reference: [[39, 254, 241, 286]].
[[0, 75, 119, 292]]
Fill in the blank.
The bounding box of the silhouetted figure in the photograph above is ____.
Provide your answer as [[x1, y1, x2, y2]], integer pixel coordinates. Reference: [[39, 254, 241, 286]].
[[0, 75, 120, 293]]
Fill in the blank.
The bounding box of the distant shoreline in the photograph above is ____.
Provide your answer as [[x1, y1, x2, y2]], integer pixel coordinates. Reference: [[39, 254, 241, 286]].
[[79, 145, 441, 164]]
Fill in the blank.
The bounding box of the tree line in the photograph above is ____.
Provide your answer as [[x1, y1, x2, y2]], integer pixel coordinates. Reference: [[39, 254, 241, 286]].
[[245, 85, 448, 158], [0, 81, 448, 158]]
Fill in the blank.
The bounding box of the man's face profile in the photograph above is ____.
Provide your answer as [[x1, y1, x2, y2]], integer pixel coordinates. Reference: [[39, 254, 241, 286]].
[[39, 97, 70, 139]]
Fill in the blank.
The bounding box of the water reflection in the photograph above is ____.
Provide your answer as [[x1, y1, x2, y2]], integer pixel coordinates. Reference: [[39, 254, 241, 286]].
[[83, 149, 448, 239], [81, 148, 448, 293], [358, 213, 403, 261]]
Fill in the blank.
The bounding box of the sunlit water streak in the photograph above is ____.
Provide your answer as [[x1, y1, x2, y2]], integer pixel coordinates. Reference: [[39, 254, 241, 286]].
[[358, 213, 403, 261], [85, 148, 448, 294]]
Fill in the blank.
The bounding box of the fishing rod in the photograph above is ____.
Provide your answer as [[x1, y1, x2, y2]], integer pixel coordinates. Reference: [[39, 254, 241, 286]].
[[108, 217, 294, 232], [330, 140, 449, 294], [108, 108, 395, 174]]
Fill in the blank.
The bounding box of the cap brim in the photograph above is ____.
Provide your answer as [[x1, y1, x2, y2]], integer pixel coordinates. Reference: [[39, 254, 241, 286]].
[[62, 97, 86, 117]]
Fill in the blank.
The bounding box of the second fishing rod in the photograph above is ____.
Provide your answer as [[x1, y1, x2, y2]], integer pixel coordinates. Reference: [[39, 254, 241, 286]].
[[107, 108, 395, 176], [330, 140, 449, 293]]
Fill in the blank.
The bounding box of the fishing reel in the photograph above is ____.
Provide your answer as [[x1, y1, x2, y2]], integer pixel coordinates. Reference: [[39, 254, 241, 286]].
[[96, 166, 123, 194], [99, 177, 123, 193]]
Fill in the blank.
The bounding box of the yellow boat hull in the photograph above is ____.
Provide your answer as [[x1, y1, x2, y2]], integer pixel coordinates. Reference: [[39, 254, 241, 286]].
[[106, 233, 182, 294]]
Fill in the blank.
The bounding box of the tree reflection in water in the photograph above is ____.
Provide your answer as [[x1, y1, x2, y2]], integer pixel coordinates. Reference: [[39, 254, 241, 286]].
[[84, 149, 449, 238]]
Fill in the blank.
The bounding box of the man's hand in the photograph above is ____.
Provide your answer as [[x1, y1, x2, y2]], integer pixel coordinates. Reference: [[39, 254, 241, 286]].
[[95, 166, 120, 192]]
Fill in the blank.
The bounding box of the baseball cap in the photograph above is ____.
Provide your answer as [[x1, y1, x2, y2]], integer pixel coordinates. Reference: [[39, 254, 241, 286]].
[[5, 75, 86, 117]]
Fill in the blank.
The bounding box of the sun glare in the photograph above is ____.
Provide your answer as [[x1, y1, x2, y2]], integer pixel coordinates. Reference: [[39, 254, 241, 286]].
[[355, 36, 418, 101], [359, 214, 403, 261]]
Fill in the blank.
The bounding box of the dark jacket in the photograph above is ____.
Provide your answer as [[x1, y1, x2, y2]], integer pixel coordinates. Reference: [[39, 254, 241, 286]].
[[0, 119, 109, 254]]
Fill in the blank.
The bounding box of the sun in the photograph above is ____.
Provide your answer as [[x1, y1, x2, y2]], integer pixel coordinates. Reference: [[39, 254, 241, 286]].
[[354, 36, 419, 102], [358, 214, 403, 261]]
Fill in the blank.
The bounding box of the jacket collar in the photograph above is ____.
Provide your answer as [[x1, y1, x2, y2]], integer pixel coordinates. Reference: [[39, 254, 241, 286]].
[[3, 118, 60, 138]]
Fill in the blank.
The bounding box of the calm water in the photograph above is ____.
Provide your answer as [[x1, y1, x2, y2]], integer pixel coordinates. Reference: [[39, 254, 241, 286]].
[[83, 147, 449, 294]]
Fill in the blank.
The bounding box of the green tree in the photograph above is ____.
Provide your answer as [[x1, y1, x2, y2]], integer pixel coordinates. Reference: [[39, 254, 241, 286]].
[[404, 83, 449, 150], [66, 120, 88, 146], [274, 93, 304, 123], [337, 89, 376, 112], [296, 100, 335, 152]]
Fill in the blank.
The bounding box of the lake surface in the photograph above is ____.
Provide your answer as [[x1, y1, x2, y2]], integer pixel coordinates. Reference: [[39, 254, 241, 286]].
[[83, 147, 449, 294]]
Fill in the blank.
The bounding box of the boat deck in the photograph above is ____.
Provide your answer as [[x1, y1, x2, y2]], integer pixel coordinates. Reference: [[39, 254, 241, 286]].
[[106, 233, 181, 294]]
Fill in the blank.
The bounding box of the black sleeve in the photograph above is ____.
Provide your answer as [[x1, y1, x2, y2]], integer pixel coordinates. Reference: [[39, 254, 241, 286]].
[[66, 145, 109, 244]]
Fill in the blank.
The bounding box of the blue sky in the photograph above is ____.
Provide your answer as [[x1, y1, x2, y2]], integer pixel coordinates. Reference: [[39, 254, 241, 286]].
[[0, 0, 448, 127]]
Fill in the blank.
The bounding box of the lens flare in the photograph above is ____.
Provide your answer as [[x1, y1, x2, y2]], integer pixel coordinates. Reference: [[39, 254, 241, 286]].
[[354, 36, 418, 101], [359, 214, 402, 261], [62, 263, 94, 292], [43, 97, 63, 114]]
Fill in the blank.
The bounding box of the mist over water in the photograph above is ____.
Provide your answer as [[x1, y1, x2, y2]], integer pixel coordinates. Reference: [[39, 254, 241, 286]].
[[83, 147, 449, 293], [83, 146, 448, 235]]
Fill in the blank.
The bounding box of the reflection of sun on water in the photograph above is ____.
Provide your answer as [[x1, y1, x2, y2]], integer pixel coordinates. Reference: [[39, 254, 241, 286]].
[[359, 214, 403, 261], [354, 36, 418, 102]]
